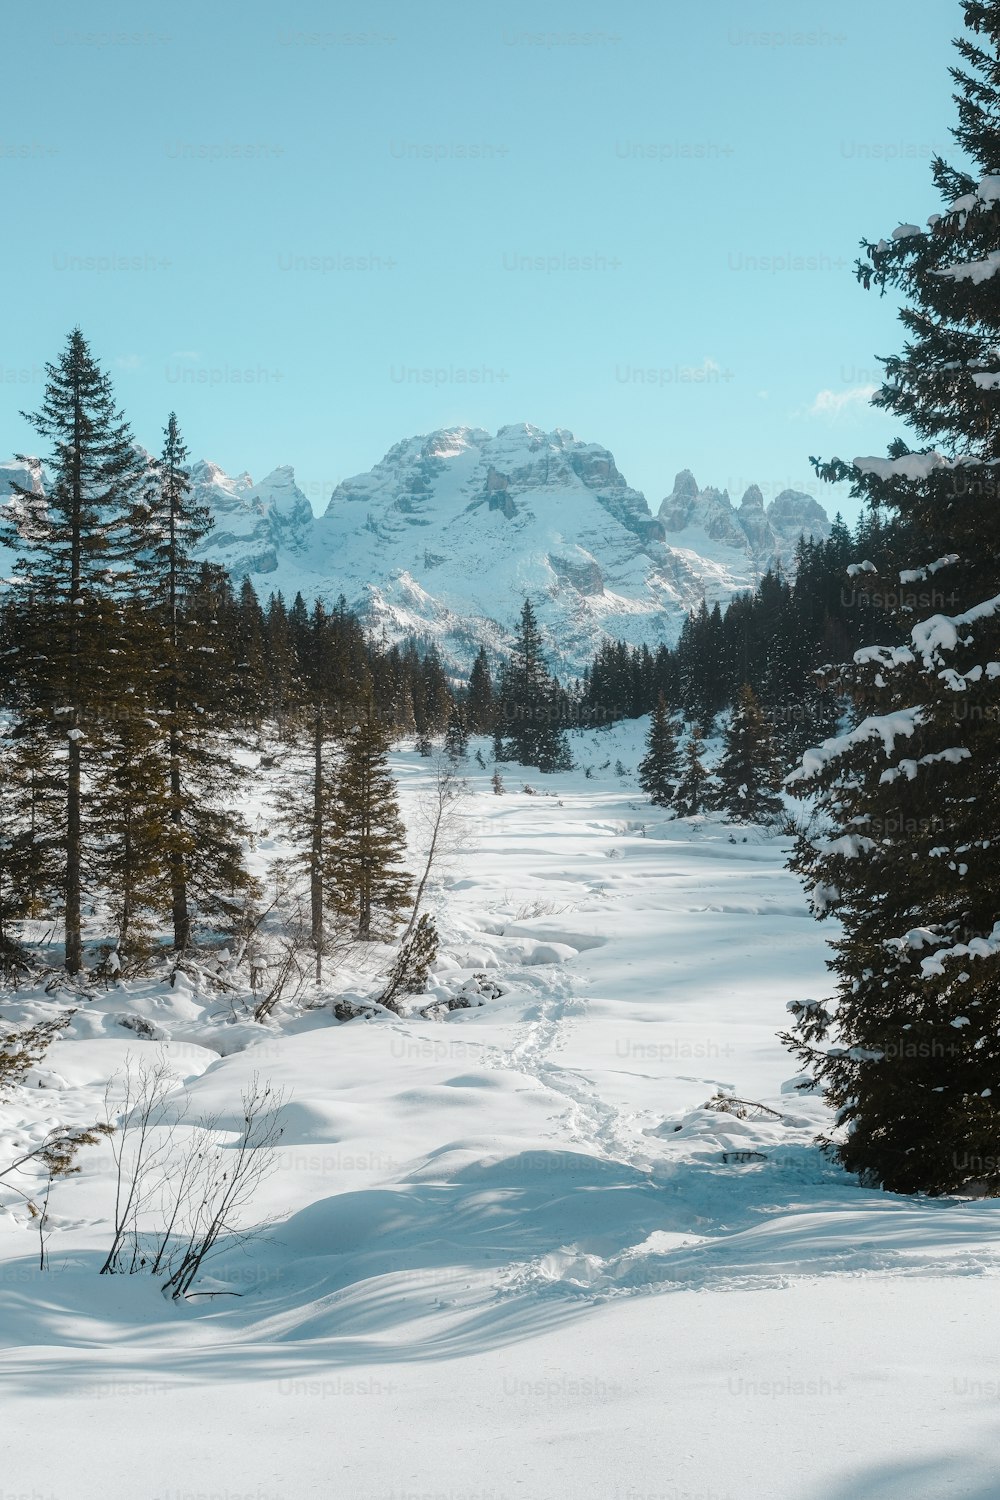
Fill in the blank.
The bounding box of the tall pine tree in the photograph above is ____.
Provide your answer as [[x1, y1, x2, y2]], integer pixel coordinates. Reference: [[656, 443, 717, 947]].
[[128, 413, 251, 950], [0, 329, 147, 972], [785, 0, 1000, 1193]]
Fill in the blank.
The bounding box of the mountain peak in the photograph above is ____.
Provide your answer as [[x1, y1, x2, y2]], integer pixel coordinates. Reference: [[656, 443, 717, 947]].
[[1, 428, 831, 673]]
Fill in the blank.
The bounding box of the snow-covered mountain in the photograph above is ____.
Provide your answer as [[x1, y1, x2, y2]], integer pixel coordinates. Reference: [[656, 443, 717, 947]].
[[1, 424, 830, 674]]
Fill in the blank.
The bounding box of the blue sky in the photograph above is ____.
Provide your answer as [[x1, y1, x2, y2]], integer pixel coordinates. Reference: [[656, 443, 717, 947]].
[[1, 0, 961, 520]]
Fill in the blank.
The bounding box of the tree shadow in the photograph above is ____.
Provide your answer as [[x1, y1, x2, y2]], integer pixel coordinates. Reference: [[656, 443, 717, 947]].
[[815, 1446, 1000, 1500], [0, 1147, 664, 1395]]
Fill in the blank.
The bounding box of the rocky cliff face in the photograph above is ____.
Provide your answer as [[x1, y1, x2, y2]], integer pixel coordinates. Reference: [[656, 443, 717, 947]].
[[1, 427, 830, 675], [187, 460, 313, 575], [658, 469, 830, 568]]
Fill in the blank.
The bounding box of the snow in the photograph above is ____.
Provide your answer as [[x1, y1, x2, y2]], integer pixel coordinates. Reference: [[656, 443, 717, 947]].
[[899, 554, 959, 584], [2, 721, 999, 1500], [879, 747, 972, 785], [854, 644, 915, 670], [1, 434, 833, 677], [937, 251, 1000, 285], [919, 920, 1000, 978], [910, 593, 1000, 665], [790, 709, 924, 782], [853, 452, 950, 482]]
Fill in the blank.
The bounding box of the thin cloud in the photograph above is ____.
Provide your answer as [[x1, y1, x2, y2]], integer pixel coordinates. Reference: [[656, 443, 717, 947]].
[[807, 384, 878, 418]]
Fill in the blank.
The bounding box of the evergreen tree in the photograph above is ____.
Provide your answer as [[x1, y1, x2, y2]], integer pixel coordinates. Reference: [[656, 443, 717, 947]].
[[274, 601, 344, 981], [89, 689, 171, 960], [673, 728, 711, 817], [232, 579, 268, 722], [0, 720, 61, 966], [638, 693, 681, 807], [714, 684, 783, 824], [130, 413, 251, 950], [502, 599, 571, 771], [0, 594, 64, 936], [785, 1, 1000, 1193], [444, 703, 469, 763], [0, 329, 147, 972], [328, 711, 412, 940], [418, 647, 452, 734], [466, 646, 495, 732], [377, 913, 439, 1012]]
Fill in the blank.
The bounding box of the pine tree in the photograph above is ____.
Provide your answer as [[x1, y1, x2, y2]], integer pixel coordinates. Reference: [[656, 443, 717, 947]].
[[784, 2, 1000, 1193], [466, 646, 496, 732], [377, 913, 439, 1012], [274, 601, 344, 981], [418, 647, 452, 734], [673, 728, 710, 817], [0, 596, 64, 938], [714, 684, 782, 824], [0, 329, 147, 972], [444, 703, 469, 763], [89, 685, 171, 960], [328, 711, 412, 940], [0, 721, 59, 969], [503, 598, 571, 771], [638, 693, 681, 807], [129, 413, 252, 951], [232, 579, 268, 722]]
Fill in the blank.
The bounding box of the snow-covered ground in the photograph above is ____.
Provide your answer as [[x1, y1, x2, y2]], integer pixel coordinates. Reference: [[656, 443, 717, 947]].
[[2, 721, 999, 1500]]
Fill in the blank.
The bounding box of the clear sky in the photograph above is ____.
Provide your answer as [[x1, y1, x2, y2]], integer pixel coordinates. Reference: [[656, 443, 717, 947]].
[[0, 0, 962, 521]]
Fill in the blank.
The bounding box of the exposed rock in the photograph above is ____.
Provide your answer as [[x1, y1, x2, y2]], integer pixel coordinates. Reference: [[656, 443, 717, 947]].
[[0, 427, 831, 677]]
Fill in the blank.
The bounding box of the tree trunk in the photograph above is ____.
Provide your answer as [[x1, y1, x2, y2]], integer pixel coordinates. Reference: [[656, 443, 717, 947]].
[[65, 736, 82, 973], [65, 379, 83, 974], [310, 707, 324, 982], [169, 726, 189, 951]]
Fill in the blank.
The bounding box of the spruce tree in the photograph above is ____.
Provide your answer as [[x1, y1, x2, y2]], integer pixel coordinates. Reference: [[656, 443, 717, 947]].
[[418, 647, 452, 734], [444, 703, 469, 763], [0, 721, 60, 967], [503, 598, 571, 771], [785, 0, 1000, 1193], [0, 329, 147, 972], [638, 693, 681, 807], [673, 728, 711, 816], [128, 413, 251, 950], [89, 680, 171, 959], [0, 596, 64, 937], [232, 579, 268, 722], [328, 711, 412, 940], [273, 602, 345, 980], [714, 684, 782, 824], [466, 646, 496, 732]]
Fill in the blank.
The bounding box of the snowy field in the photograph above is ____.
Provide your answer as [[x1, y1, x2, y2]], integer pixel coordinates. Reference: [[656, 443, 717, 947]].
[[2, 720, 999, 1500]]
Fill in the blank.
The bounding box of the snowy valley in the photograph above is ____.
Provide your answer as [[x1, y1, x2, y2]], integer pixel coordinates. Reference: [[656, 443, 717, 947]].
[[2, 726, 999, 1500]]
